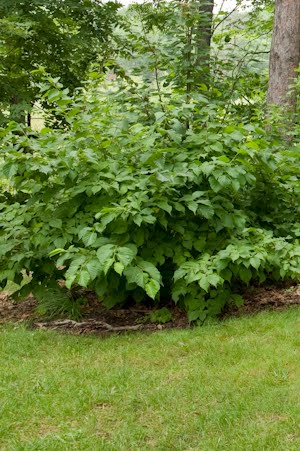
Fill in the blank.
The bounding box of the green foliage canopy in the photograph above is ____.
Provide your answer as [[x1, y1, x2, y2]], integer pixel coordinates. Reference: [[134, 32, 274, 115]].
[[0, 74, 299, 321], [0, 0, 120, 123]]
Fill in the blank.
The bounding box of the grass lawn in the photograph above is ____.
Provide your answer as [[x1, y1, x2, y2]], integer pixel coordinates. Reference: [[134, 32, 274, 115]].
[[0, 309, 299, 450]]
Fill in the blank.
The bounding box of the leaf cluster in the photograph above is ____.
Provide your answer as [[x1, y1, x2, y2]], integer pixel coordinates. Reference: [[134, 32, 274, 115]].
[[0, 0, 120, 123]]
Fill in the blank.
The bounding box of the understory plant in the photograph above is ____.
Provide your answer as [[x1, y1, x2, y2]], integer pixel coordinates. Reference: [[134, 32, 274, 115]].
[[0, 1, 299, 321]]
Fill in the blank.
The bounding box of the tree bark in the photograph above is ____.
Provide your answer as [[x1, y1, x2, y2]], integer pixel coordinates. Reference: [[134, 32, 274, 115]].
[[267, 0, 300, 108], [193, 0, 214, 88], [196, 0, 214, 49]]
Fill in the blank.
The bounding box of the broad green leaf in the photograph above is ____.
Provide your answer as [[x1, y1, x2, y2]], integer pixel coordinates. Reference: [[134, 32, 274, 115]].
[[82, 231, 97, 247], [117, 245, 137, 267], [155, 111, 165, 121], [239, 266, 252, 283], [229, 130, 244, 141], [145, 279, 160, 299], [124, 266, 145, 288], [188, 310, 201, 322], [67, 256, 86, 275], [157, 201, 172, 214], [221, 268, 232, 282], [209, 176, 222, 192], [49, 219, 62, 229], [187, 201, 198, 214], [250, 256, 261, 270], [194, 237, 206, 252], [97, 244, 115, 265], [138, 260, 161, 282], [173, 268, 186, 283], [47, 89, 61, 102], [78, 270, 90, 288], [221, 213, 234, 228], [86, 259, 101, 280], [168, 130, 182, 144], [65, 274, 76, 289], [198, 205, 214, 219], [2, 163, 18, 178], [103, 257, 115, 275], [114, 262, 125, 275], [207, 274, 222, 287], [199, 275, 209, 292], [230, 250, 240, 262]]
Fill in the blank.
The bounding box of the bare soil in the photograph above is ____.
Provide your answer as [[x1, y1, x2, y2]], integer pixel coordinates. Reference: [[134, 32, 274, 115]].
[[0, 283, 299, 335]]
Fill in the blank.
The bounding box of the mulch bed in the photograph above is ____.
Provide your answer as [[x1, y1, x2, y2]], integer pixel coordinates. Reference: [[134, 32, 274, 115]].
[[0, 292, 189, 335], [0, 283, 299, 335]]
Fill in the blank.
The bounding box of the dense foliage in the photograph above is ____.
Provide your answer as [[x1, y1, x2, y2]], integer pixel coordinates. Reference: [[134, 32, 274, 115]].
[[0, 0, 120, 124], [0, 1, 299, 321]]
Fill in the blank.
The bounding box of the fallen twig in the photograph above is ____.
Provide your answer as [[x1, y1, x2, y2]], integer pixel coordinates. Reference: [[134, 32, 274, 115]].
[[34, 319, 142, 332]]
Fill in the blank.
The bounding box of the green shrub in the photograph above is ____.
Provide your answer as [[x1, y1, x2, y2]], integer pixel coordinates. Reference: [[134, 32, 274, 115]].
[[0, 0, 299, 321], [0, 76, 299, 321]]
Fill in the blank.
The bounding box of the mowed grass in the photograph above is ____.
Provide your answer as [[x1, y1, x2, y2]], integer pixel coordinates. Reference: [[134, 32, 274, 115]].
[[0, 309, 300, 450]]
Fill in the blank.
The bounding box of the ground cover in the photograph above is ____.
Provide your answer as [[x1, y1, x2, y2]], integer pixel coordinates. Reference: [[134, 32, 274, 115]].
[[0, 283, 299, 335], [0, 308, 299, 450]]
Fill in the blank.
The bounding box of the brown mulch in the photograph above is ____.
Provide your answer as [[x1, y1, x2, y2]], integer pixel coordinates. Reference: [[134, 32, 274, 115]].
[[0, 292, 189, 335], [228, 282, 300, 316], [0, 283, 299, 335]]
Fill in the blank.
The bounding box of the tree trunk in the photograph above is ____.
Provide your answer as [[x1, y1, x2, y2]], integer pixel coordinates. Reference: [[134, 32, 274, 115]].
[[195, 0, 214, 85], [267, 0, 300, 108], [196, 0, 214, 49], [10, 95, 26, 124]]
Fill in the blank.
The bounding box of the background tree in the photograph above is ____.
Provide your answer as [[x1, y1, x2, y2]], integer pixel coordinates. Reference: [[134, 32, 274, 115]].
[[0, 0, 120, 124], [267, 0, 300, 108], [195, 0, 214, 84]]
